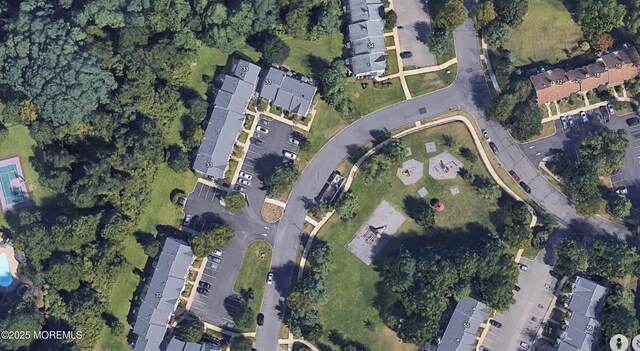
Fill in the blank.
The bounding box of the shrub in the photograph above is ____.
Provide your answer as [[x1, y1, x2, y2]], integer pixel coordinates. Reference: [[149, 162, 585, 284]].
[[224, 191, 246, 212]]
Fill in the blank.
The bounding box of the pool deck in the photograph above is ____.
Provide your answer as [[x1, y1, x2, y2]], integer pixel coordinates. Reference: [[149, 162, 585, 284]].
[[0, 156, 30, 213], [0, 244, 19, 292]]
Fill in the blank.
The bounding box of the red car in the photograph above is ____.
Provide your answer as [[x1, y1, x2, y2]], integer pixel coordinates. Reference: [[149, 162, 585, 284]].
[[599, 106, 609, 121], [509, 170, 521, 182]]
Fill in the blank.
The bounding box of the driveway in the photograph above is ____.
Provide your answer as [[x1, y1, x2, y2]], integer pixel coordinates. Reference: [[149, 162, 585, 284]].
[[480, 251, 557, 351], [394, 0, 436, 68], [240, 118, 300, 210], [184, 182, 277, 326]]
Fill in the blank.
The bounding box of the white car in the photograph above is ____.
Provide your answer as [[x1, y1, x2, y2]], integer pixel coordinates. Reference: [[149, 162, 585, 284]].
[[239, 171, 253, 180], [607, 102, 615, 115], [481, 129, 490, 140], [283, 150, 297, 160], [289, 137, 300, 146], [518, 263, 528, 272], [520, 341, 530, 350], [256, 125, 269, 134], [237, 178, 251, 187], [560, 116, 568, 130], [615, 187, 628, 195], [213, 249, 224, 257], [580, 111, 588, 123], [183, 214, 193, 226], [267, 272, 274, 285]]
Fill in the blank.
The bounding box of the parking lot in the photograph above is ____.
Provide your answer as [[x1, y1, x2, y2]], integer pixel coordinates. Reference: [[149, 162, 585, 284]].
[[238, 117, 300, 208], [394, 0, 436, 68], [480, 252, 557, 351]]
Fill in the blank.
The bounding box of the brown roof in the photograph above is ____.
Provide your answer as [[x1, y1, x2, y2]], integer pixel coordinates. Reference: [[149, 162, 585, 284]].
[[530, 68, 568, 91], [583, 63, 607, 76], [565, 68, 587, 81], [601, 47, 640, 68]]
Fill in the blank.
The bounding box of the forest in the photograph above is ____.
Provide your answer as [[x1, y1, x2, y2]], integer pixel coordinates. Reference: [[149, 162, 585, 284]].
[[0, 0, 340, 349]]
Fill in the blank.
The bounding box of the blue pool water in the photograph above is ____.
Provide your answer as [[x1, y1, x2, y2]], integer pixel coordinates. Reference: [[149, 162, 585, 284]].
[[0, 253, 13, 287]]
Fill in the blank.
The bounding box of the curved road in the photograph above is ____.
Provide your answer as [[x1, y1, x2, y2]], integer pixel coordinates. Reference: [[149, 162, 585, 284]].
[[254, 18, 629, 351]]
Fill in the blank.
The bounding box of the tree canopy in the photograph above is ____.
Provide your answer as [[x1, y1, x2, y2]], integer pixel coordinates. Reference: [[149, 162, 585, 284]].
[[265, 163, 300, 198], [434, 0, 467, 31], [261, 33, 290, 65], [494, 0, 528, 27], [191, 225, 235, 257], [578, 0, 626, 41], [470, 2, 496, 30]]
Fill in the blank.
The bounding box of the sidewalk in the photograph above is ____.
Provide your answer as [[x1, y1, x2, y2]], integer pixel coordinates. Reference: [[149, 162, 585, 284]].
[[480, 39, 501, 94]]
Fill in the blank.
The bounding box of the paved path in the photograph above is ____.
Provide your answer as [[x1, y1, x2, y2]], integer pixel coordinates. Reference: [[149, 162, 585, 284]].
[[253, 17, 630, 351]]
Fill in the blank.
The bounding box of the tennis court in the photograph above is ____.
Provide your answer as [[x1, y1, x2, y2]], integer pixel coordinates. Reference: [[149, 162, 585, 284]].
[[0, 157, 29, 212]]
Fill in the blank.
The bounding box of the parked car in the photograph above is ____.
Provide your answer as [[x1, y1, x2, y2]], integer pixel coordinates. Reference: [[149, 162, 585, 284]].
[[518, 263, 528, 271], [514, 285, 521, 292], [520, 341, 530, 350], [489, 142, 499, 155], [239, 171, 253, 180], [283, 150, 297, 160], [599, 106, 609, 121], [237, 178, 251, 187], [257, 313, 265, 326], [615, 187, 628, 195], [183, 214, 193, 226], [580, 111, 588, 122], [509, 170, 521, 182], [251, 137, 263, 146], [519, 181, 531, 194], [626, 117, 640, 126], [199, 281, 211, 289], [481, 129, 490, 139], [568, 116, 575, 127], [289, 137, 300, 146], [608, 102, 615, 115], [399, 51, 413, 59], [560, 116, 568, 130], [489, 320, 502, 328], [267, 272, 274, 285], [208, 256, 222, 264], [259, 119, 269, 126], [256, 125, 269, 133], [205, 261, 217, 269], [196, 287, 209, 295], [213, 248, 224, 257]]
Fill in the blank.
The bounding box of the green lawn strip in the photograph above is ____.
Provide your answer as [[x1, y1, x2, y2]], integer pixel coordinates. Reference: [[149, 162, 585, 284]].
[[296, 101, 350, 169], [522, 245, 540, 260], [384, 35, 395, 47], [556, 98, 585, 113], [505, 0, 583, 66], [284, 35, 344, 77], [405, 64, 457, 97], [0, 125, 53, 227], [317, 122, 499, 350], [233, 240, 273, 332], [238, 131, 249, 144], [436, 39, 456, 65], [386, 49, 399, 75], [347, 77, 405, 117]]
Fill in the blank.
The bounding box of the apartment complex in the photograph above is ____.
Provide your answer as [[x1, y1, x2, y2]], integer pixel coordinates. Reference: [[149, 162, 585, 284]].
[[530, 47, 640, 105], [437, 297, 491, 351], [343, 0, 387, 77], [258, 66, 317, 117], [557, 277, 607, 351]]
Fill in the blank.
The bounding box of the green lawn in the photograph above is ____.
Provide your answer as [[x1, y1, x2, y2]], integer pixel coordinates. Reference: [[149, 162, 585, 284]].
[[0, 125, 52, 227], [505, 0, 583, 66], [347, 77, 406, 117], [557, 97, 586, 113], [234, 240, 273, 331], [405, 64, 458, 98], [385, 35, 395, 47], [188, 46, 231, 98], [284, 35, 344, 77], [387, 50, 399, 75], [316, 122, 501, 350], [296, 101, 350, 170]]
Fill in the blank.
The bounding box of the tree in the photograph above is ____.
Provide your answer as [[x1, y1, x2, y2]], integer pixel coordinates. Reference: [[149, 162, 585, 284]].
[[470, 2, 496, 30], [301, 274, 328, 303], [317, 7, 342, 36], [601, 285, 640, 342], [384, 249, 416, 292], [308, 240, 335, 277], [225, 192, 246, 212], [434, 0, 467, 31], [477, 184, 502, 202], [478, 274, 513, 311], [578, 0, 626, 41], [509, 102, 543, 141], [459, 147, 478, 163], [261, 33, 290, 65], [483, 21, 510, 48], [264, 163, 300, 198], [610, 195, 632, 218], [230, 336, 253, 351], [177, 317, 204, 343], [594, 33, 614, 52], [334, 191, 358, 220], [168, 146, 190, 173], [414, 200, 435, 227], [554, 239, 588, 276], [589, 238, 639, 279], [381, 138, 405, 164], [0, 124, 8, 146], [289, 307, 323, 340], [191, 225, 236, 257], [144, 240, 161, 258], [502, 223, 532, 249], [0, 294, 44, 351], [231, 299, 254, 329], [494, 0, 528, 27], [495, 49, 516, 75], [384, 10, 398, 31], [319, 60, 353, 114], [45, 255, 83, 292], [428, 30, 453, 57]]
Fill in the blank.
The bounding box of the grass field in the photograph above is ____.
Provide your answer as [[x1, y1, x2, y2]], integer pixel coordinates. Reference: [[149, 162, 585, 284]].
[[316, 122, 501, 350], [296, 101, 350, 169], [234, 240, 272, 331], [0, 125, 52, 227], [284, 35, 344, 78], [525, 121, 557, 143], [505, 0, 583, 66], [387, 50, 399, 75], [347, 77, 406, 117], [385, 35, 395, 47], [406, 64, 458, 97]]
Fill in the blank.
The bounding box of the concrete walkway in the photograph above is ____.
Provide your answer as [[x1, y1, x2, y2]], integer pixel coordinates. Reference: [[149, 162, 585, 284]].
[[480, 39, 501, 94]]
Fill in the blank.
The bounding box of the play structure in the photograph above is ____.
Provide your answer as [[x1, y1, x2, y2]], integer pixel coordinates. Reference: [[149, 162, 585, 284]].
[[429, 152, 464, 180]]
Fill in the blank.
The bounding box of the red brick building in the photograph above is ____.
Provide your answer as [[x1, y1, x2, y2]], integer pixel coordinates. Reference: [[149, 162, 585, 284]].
[[530, 47, 640, 105]]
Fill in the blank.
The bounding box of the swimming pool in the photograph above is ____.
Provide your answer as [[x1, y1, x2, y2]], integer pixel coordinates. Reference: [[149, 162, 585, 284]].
[[0, 253, 13, 287]]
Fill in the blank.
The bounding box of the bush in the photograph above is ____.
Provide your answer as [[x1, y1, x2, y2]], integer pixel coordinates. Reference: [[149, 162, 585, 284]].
[[483, 20, 510, 48], [168, 145, 190, 173], [0, 124, 8, 146], [224, 191, 246, 212], [261, 33, 290, 65], [143, 240, 161, 258], [334, 191, 358, 220], [427, 30, 453, 57], [177, 317, 204, 343], [384, 10, 397, 30], [414, 200, 435, 226]]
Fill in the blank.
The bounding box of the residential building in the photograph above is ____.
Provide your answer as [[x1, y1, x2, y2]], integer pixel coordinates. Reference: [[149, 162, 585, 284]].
[[557, 277, 607, 351], [530, 47, 640, 105], [166, 337, 222, 351], [437, 297, 491, 351], [258, 66, 317, 117], [343, 0, 386, 77], [132, 238, 194, 351]]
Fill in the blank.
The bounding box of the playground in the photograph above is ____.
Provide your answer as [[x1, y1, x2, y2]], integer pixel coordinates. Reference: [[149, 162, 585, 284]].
[[0, 157, 29, 213]]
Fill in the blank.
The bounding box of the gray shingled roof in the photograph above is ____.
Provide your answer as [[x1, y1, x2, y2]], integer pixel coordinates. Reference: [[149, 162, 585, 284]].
[[193, 107, 246, 178], [166, 337, 222, 351], [133, 238, 194, 351], [437, 297, 490, 351], [558, 277, 606, 351], [232, 59, 261, 85], [257, 67, 317, 116], [347, 53, 387, 76], [348, 20, 384, 42], [344, 0, 386, 77], [350, 36, 386, 56]]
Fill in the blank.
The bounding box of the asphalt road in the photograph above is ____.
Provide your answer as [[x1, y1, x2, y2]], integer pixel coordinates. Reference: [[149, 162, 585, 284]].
[[253, 18, 631, 351]]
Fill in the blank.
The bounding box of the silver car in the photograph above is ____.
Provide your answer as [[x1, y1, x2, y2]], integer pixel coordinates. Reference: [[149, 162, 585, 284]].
[[237, 178, 251, 187]]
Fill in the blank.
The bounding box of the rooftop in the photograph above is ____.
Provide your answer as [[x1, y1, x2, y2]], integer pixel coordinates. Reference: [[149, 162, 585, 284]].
[[193, 107, 246, 178], [346, 52, 387, 76], [166, 337, 222, 351], [558, 277, 606, 351], [257, 67, 317, 116], [437, 297, 491, 351]]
